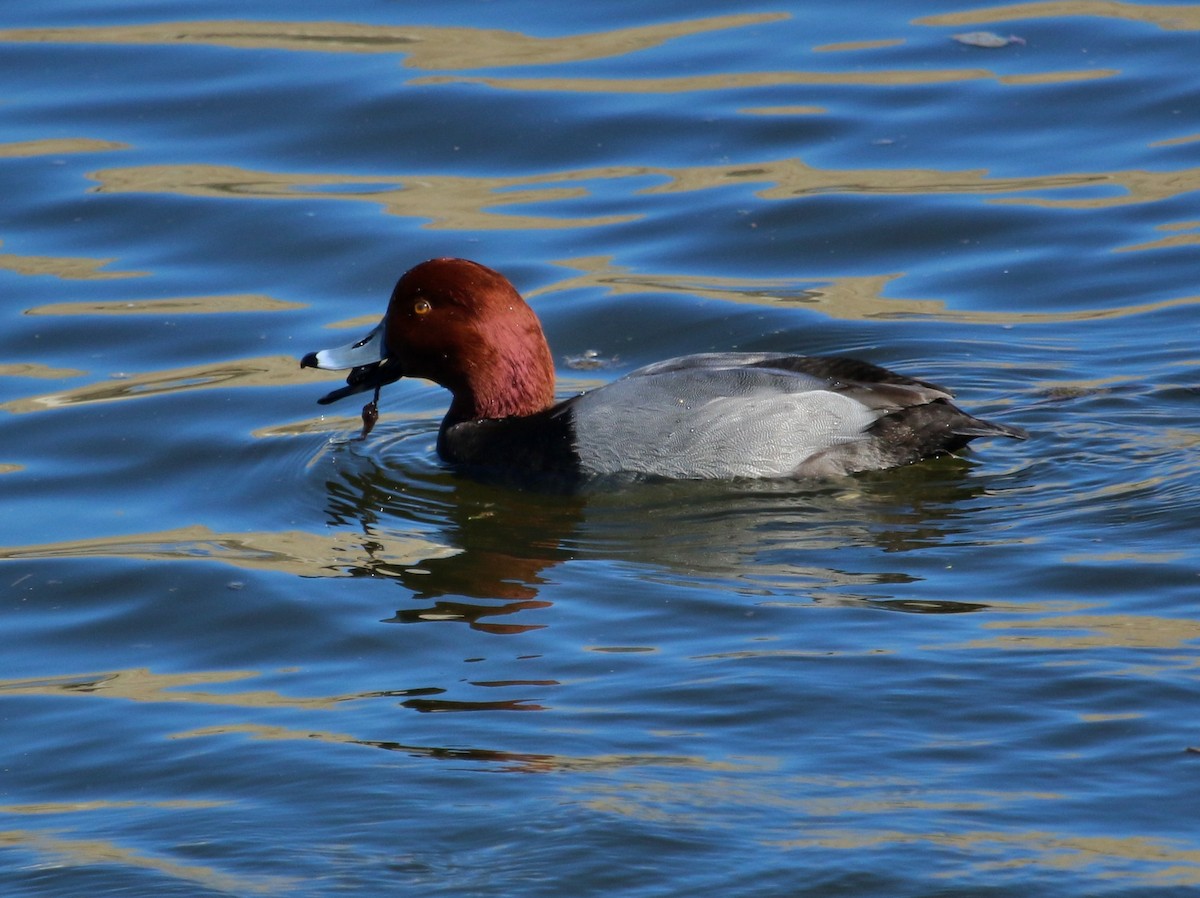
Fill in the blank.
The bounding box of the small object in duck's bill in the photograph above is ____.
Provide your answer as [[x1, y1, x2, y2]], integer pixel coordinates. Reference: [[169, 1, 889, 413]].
[[300, 258, 1026, 482], [360, 393, 380, 440]]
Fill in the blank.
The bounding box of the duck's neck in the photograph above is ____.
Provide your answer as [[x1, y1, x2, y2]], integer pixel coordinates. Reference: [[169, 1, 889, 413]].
[[444, 329, 556, 425]]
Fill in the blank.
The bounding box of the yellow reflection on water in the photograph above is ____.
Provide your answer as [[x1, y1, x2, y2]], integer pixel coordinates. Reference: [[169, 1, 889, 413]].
[[0, 14, 1119, 99], [956, 612, 1200, 651], [739, 105, 827, 116], [814, 39, 907, 52], [26, 294, 304, 315], [0, 829, 290, 894], [582, 775, 1057, 823], [85, 156, 1200, 244], [0, 138, 127, 158], [1114, 220, 1200, 253], [1061, 550, 1188, 563], [89, 163, 637, 231], [173, 724, 765, 775], [1, 800, 225, 815], [997, 69, 1116, 85], [0, 362, 87, 379], [0, 674, 764, 775], [990, 167, 1200, 209], [536, 255, 1200, 325], [915, 2, 1200, 31], [1, 355, 302, 413], [0, 239, 145, 280], [533, 254, 931, 320], [174, 722, 359, 743], [414, 66, 1114, 93], [584, 773, 1200, 884], [0, 523, 455, 576], [636, 156, 1199, 213], [0, 668, 344, 709], [206, 721, 575, 763], [771, 828, 1200, 885], [0, 13, 788, 69], [1152, 132, 1200, 147]]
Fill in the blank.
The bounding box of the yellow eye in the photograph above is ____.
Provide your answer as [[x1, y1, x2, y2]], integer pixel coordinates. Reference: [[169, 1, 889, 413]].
[[414, 298, 432, 315]]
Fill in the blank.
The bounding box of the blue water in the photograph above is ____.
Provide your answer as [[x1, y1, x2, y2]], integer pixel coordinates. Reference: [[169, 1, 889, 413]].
[[2, 2, 1199, 896]]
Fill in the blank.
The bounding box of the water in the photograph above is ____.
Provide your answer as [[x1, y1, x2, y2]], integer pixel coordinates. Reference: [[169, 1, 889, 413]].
[[2, 2, 1199, 895]]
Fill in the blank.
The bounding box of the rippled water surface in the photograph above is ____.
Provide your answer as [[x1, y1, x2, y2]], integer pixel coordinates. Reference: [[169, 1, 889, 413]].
[[2, 2, 1199, 895]]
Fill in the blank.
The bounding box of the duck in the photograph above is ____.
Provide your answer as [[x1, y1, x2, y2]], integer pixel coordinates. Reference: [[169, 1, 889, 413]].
[[301, 258, 1025, 481]]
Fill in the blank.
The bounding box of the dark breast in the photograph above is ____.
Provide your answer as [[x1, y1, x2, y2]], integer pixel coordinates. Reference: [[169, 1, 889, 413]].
[[437, 401, 583, 483]]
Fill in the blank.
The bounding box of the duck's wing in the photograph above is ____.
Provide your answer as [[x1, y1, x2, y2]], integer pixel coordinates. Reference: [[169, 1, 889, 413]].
[[570, 357, 885, 479], [628, 352, 955, 411], [572, 353, 1023, 479]]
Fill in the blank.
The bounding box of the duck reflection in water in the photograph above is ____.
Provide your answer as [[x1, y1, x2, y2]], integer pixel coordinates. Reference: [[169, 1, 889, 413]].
[[317, 451, 1000, 631]]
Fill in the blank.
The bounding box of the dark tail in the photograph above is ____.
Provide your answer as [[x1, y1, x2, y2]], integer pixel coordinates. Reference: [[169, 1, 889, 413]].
[[862, 401, 1027, 469]]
